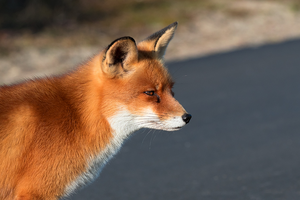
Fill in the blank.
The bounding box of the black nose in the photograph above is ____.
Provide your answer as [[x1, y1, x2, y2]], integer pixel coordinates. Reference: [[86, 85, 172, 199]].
[[182, 113, 192, 124]]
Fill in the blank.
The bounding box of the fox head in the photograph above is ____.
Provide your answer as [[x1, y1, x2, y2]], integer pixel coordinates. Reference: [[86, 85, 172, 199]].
[[96, 22, 191, 135]]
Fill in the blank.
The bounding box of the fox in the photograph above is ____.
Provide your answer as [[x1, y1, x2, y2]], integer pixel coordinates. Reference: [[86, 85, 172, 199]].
[[0, 22, 191, 200]]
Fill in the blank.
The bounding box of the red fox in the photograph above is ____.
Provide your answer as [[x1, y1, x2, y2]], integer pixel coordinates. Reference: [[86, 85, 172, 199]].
[[0, 22, 191, 200]]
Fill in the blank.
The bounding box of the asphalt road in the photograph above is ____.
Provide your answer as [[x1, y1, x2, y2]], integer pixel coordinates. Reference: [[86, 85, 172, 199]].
[[71, 39, 300, 200]]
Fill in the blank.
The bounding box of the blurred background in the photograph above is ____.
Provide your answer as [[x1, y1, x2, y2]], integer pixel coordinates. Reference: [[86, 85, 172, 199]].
[[2, 1, 300, 199], [1, 0, 300, 84]]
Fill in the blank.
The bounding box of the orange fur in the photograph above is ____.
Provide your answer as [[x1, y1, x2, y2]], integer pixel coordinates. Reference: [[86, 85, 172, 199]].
[[0, 22, 191, 200]]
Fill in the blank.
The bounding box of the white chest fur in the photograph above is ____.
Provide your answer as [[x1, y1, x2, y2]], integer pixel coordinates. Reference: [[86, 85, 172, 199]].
[[64, 109, 140, 197]]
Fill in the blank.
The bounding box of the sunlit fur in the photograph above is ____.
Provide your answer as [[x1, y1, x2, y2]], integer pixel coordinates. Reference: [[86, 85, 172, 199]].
[[0, 22, 189, 200]]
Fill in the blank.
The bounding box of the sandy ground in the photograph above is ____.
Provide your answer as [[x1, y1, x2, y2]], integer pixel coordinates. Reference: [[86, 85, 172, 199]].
[[1, 0, 300, 85]]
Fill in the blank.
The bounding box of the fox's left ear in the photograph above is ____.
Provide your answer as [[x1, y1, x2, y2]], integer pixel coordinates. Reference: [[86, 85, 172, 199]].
[[138, 22, 178, 60], [102, 36, 138, 78]]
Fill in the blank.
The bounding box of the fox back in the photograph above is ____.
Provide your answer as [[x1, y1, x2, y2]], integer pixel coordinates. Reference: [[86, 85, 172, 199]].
[[0, 22, 191, 200]]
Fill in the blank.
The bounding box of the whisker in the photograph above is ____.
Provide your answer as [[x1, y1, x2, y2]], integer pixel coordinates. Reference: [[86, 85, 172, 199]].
[[149, 130, 156, 150], [142, 129, 153, 144]]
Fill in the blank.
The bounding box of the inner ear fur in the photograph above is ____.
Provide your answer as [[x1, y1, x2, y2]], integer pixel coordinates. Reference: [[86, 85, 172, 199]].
[[138, 22, 178, 60], [102, 37, 138, 78]]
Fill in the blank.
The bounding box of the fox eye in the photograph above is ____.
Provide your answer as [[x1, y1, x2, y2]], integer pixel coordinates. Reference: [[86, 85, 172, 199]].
[[144, 91, 155, 96], [144, 91, 160, 103]]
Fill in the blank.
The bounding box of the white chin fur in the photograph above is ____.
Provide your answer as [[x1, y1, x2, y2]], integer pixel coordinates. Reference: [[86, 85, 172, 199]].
[[135, 108, 186, 132], [109, 107, 186, 135]]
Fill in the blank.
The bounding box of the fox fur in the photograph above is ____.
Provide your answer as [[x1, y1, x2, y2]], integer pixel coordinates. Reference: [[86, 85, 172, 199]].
[[0, 22, 191, 200]]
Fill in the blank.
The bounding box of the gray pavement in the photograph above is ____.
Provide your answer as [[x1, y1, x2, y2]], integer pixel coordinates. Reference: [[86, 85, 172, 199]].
[[71, 39, 300, 200]]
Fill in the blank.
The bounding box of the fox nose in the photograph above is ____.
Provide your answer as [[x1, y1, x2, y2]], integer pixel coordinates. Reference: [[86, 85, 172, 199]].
[[182, 113, 192, 124]]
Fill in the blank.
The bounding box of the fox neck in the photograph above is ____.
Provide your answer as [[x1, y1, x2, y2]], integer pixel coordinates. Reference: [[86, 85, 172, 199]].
[[64, 108, 140, 196], [96, 109, 140, 170], [64, 58, 141, 194], [102, 108, 141, 164]]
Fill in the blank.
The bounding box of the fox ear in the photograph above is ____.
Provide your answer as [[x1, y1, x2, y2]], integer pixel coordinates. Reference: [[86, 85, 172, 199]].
[[102, 37, 138, 78], [138, 22, 178, 60]]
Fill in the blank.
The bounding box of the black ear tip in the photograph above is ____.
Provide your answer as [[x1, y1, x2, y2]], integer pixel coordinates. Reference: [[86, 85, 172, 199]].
[[110, 36, 136, 44], [166, 21, 178, 29], [106, 36, 136, 53]]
